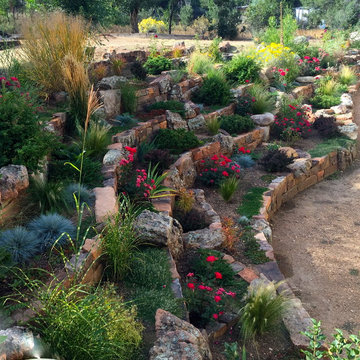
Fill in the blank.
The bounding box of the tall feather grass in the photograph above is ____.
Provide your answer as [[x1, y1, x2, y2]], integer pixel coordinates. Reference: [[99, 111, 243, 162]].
[[338, 65, 357, 86], [21, 11, 91, 97]]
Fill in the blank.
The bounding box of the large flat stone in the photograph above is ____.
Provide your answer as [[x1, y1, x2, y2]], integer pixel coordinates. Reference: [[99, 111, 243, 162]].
[[93, 186, 118, 223]]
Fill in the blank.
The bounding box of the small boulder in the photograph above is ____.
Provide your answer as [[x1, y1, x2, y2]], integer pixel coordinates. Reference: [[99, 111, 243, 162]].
[[0, 327, 35, 360], [340, 93, 353, 108], [166, 110, 188, 130], [188, 114, 206, 131], [287, 158, 312, 177], [331, 104, 348, 115], [213, 133, 234, 155], [338, 123, 358, 140], [134, 210, 183, 258], [98, 76, 127, 90], [295, 76, 317, 84], [349, 31, 360, 44], [149, 309, 212, 360], [294, 36, 309, 46], [251, 112, 275, 126], [184, 101, 200, 119], [150, 74, 172, 94], [103, 149, 125, 166], [99, 90, 121, 119], [279, 147, 299, 159], [183, 227, 224, 249], [0, 165, 29, 204]]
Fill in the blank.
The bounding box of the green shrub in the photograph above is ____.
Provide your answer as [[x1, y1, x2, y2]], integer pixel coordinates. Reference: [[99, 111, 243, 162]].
[[192, 70, 231, 106], [28, 213, 75, 251], [237, 187, 268, 218], [224, 55, 261, 85], [125, 247, 183, 322], [48, 143, 103, 187], [220, 114, 255, 135], [120, 83, 137, 114], [260, 149, 294, 172], [235, 93, 253, 116], [220, 176, 240, 202], [240, 281, 289, 339], [231, 154, 255, 168], [187, 52, 214, 75], [130, 61, 147, 80], [0, 226, 40, 264], [148, 100, 185, 117], [144, 56, 172, 75], [143, 149, 173, 173], [28, 282, 143, 360], [154, 128, 201, 155], [102, 196, 144, 281], [248, 84, 275, 114], [310, 94, 341, 109], [0, 78, 55, 172]]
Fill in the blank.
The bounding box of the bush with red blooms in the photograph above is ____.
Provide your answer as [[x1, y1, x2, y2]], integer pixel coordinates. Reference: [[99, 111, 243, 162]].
[[197, 154, 241, 187], [298, 52, 328, 77], [271, 102, 313, 141]]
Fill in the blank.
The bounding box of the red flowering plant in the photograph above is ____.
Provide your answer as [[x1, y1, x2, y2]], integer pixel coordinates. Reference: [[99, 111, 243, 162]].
[[271, 100, 312, 143], [118, 146, 176, 201], [183, 250, 245, 327], [298, 54, 325, 77], [197, 154, 241, 187]]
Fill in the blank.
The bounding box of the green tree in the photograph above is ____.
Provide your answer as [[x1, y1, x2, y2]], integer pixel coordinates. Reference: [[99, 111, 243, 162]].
[[180, 4, 193, 31]]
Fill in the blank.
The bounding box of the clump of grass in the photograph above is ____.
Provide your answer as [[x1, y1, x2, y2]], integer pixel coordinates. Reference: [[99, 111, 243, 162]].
[[206, 117, 221, 135], [21, 11, 91, 97], [338, 65, 357, 86], [308, 137, 355, 157], [237, 187, 268, 218], [242, 228, 269, 264], [187, 52, 215, 75], [248, 84, 275, 114], [220, 176, 240, 202], [120, 83, 137, 114], [240, 280, 289, 339], [102, 195, 144, 281]]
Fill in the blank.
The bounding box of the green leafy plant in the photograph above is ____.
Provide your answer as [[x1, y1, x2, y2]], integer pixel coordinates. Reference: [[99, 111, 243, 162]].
[[144, 55, 172, 75], [28, 213, 75, 251], [223, 342, 247, 360], [220, 176, 240, 202], [0, 78, 55, 172], [206, 117, 221, 135], [192, 69, 231, 106], [136, 141, 156, 163], [237, 187, 268, 218], [301, 319, 360, 360], [224, 55, 261, 85], [102, 195, 144, 281], [240, 280, 289, 339], [207, 37, 222, 62], [248, 84, 275, 114], [241, 228, 269, 264], [220, 114, 255, 135], [187, 51, 214, 75], [0, 226, 41, 264], [260, 149, 294, 173], [310, 94, 341, 109], [154, 128, 201, 155], [148, 100, 185, 117]]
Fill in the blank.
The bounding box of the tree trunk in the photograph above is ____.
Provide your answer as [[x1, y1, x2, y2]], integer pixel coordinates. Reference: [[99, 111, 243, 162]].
[[130, 8, 139, 33]]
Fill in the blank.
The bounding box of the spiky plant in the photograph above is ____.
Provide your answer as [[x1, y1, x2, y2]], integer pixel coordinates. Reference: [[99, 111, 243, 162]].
[[248, 84, 275, 114], [0, 226, 41, 264], [63, 183, 93, 209], [339, 65, 357, 86], [240, 281, 289, 339], [220, 176, 240, 202], [28, 214, 76, 250], [232, 154, 255, 169], [206, 117, 221, 135]]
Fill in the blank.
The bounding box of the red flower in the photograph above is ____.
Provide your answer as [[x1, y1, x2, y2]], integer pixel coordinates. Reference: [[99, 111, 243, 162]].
[[198, 285, 206, 290], [187, 283, 195, 290], [215, 272, 223, 279], [211, 155, 219, 161], [245, 79, 250, 83], [219, 311, 224, 315], [246, 150, 251, 154], [304, 56, 310, 60], [222, 171, 229, 177], [213, 313, 219, 319], [154, 34, 158, 38], [238, 146, 245, 153], [206, 255, 218, 263], [124, 146, 137, 154], [186, 272, 194, 277], [214, 295, 222, 303]]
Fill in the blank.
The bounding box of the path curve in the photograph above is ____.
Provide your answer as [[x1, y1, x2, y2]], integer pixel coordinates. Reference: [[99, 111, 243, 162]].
[[272, 91, 360, 337]]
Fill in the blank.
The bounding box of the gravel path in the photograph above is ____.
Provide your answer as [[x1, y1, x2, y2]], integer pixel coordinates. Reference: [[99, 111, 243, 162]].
[[272, 91, 360, 337]]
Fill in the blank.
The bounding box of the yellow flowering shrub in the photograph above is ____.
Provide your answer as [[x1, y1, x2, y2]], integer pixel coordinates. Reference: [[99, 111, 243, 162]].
[[138, 18, 166, 34], [249, 43, 295, 66]]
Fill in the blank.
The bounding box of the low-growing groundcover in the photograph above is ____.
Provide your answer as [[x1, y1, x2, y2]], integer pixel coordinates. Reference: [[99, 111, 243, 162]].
[[308, 137, 355, 157], [237, 187, 268, 218]]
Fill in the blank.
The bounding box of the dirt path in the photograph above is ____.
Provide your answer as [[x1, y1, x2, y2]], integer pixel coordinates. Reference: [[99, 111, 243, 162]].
[[272, 91, 360, 337]]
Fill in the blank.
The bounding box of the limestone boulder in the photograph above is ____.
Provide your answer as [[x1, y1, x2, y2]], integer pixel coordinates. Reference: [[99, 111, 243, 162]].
[[251, 113, 275, 126], [287, 158, 312, 177], [340, 93, 353, 108], [98, 76, 126, 90], [149, 309, 212, 360], [184, 101, 200, 119], [331, 104, 348, 115], [0, 327, 35, 360], [188, 114, 206, 131], [296, 76, 317, 84], [150, 74, 172, 94], [338, 123, 358, 140], [0, 165, 29, 204], [100, 90, 121, 119], [213, 133, 234, 155], [134, 210, 183, 258], [166, 110, 188, 130], [183, 227, 224, 249]]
